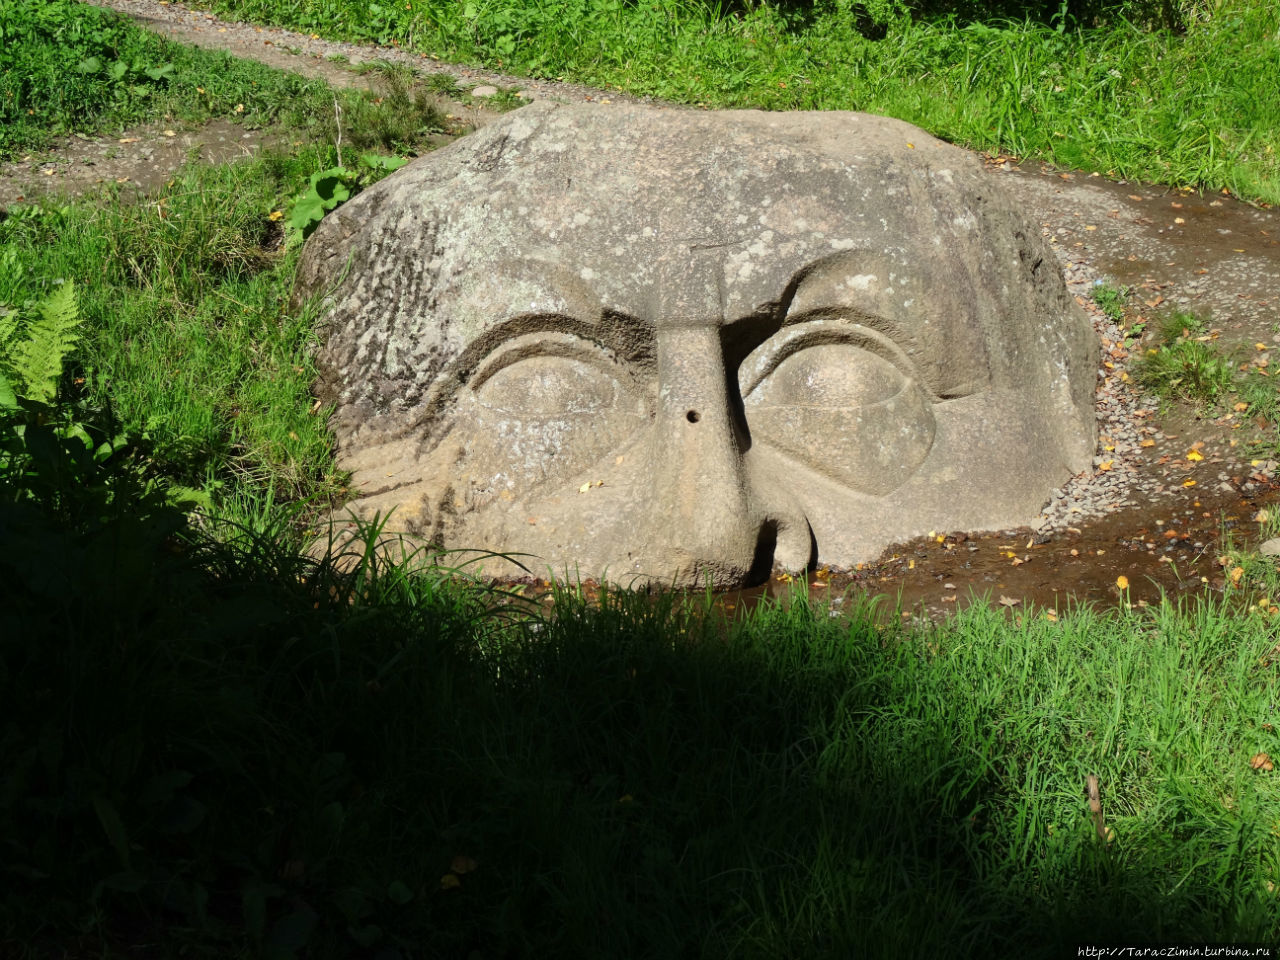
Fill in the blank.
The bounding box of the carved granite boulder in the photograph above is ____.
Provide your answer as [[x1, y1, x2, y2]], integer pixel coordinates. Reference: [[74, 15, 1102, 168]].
[[295, 102, 1097, 587]]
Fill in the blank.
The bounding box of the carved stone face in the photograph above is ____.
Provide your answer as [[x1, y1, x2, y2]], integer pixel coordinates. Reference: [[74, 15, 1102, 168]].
[[298, 103, 1097, 586]]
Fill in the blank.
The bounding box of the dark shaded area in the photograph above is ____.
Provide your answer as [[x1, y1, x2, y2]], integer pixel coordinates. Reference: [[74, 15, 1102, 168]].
[[703, 0, 1192, 36], [901, 0, 1187, 29], [2, 395, 1274, 958]]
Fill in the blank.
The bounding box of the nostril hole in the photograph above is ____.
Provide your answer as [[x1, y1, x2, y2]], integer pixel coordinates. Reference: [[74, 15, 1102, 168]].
[[686, 410, 700, 424]]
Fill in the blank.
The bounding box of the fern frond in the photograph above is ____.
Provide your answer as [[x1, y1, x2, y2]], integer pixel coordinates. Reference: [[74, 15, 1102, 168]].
[[0, 306, 19, 361], [10, 280, 80, 403]]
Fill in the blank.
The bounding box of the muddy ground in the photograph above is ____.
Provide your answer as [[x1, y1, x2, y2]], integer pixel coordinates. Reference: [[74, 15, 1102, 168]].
[[7, 0, 1279, 619]]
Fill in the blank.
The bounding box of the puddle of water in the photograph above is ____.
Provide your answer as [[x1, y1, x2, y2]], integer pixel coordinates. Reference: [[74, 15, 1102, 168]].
[[777, 483, 1277, 623]]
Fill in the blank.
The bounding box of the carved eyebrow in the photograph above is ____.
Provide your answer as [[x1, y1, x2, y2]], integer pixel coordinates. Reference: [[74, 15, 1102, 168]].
[[771, 253, 987, 400], [469, 328, 636, 390]]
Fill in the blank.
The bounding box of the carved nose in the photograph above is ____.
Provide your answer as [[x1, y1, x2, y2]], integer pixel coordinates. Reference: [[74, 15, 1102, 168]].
[[645, 326, 773, 586]]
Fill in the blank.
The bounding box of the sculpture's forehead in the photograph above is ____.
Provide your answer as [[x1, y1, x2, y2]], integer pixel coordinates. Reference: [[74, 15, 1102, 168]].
[[422, 110, 982, 328]]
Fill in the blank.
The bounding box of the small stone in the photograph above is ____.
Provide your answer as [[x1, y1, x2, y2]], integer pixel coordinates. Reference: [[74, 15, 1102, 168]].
[[471, 85, 499, 98], [1260, 539, 1280, 557]]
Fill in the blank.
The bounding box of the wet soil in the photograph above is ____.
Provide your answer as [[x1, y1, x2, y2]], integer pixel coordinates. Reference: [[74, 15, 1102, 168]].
[[10, 0, 1280, 618]]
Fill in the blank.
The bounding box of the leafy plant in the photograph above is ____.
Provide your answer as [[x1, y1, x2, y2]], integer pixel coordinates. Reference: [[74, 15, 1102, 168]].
[[288, 153, 408, 243], [1091, 281, 1129, 323], [0, 277, 80, 404]]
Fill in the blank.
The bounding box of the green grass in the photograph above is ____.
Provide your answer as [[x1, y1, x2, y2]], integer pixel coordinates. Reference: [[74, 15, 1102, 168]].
[[1134, 309, 1236, 407], [1129, 308, 1280, 459], [192, 0, 1280, 203], [1, 161, 341, 504], [3, 3, 1280, 956], [0, 0, 444, 158], [0, 0, 447, 513], [3, 456, 1279, 956], [1092, 281, 1129, 323]]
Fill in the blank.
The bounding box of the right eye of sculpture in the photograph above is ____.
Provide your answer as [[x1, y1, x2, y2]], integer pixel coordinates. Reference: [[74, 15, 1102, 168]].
[[741, 322, 937, 496]]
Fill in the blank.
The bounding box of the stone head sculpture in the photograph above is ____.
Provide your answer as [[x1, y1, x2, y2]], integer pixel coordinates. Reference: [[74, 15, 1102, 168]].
[[296, 102, 1097, 587]]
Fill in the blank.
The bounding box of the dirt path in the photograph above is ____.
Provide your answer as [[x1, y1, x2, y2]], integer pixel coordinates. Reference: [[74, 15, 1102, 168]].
[[9, 0, 1280, 616]]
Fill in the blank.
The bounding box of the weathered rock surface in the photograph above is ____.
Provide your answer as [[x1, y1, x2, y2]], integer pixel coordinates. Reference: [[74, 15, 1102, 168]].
[[295, 101, 1098, 586]]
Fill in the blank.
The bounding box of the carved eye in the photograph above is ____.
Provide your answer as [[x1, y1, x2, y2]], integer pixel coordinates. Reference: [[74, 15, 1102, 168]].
[[741, 323, 936, 495], [475, 354, 623, 417], [458, 338, 647, 502], [749, 343, 903, 409]]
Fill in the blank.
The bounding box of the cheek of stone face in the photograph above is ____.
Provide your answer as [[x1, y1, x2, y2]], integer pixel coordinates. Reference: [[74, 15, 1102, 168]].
[[743, 343, 936, 496], [453, 354, 649, 505]]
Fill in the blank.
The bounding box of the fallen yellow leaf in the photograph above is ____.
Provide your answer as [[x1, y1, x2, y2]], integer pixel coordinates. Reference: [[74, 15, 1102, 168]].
[[1250, 753, 1274, 772], [1186, 450, 1203, 461], [450, 855, 479, 875], [440, 874, 461, 890], [578, 482, 591, 494], [268, 210, 284, 221], [1230, 567, 1244, 585], [1116, 575, 1130, 590], [1140, 439, 1156, 448], [1098, 460, 1114, 472], [1183, 479, 1197, 487]]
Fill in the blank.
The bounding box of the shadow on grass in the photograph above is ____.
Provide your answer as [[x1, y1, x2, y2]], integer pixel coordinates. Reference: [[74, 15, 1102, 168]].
[[703, 0, 1190, 37], [1, 403, 1275, 957]]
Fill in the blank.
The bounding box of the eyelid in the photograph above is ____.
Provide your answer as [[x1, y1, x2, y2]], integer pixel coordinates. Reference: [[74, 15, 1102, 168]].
[[740, 316, 931, 399], [470, 331, 631, 391]]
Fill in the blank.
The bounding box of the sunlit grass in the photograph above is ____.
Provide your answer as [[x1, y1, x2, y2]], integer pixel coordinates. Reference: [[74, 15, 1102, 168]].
[[197, 0, 1280, 202]]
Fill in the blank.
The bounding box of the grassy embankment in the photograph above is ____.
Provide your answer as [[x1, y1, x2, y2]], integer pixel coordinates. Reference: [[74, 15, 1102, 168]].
[[2, 1, 1279, 956], [197, 0, 1280, 204]]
